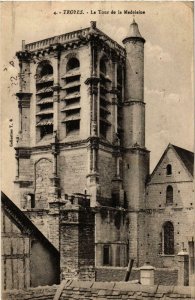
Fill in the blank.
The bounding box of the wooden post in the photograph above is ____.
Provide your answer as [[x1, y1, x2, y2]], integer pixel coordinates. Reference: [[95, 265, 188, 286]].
[[124, 259, 134, 281]]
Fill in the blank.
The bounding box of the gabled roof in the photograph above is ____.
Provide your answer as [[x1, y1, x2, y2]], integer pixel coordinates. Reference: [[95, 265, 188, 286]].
[[149, 143, 194, 181], [1, 191, 59, 255], [171, 144, 194, 177]]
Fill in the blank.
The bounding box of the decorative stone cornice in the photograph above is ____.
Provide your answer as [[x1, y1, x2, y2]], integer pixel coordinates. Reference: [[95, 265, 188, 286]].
[[110, 87, 118, 95], [16, 51, 31, 61], [16, 92, 32, 108], [85, 76, 100, 95], [124, 99, 145, 106], [14, 147, 31, 158], [123, 146, 150, 155], [90, 136, 99, 150], [122, 36, 145, 45], [13, 179, 33, 187], [16, 92, 32, 99], [85, 76, 100, 85], [112, 176, 123, 182], [52, 84, 61, 92], [25, 24, 125, 59]]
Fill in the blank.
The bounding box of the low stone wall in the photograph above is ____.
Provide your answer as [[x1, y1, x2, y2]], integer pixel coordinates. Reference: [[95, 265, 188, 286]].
[[96, 267, 139, 282], [3, 280, 194, 300], [155, 268, 178, 285], [96, 267, 178, 285]]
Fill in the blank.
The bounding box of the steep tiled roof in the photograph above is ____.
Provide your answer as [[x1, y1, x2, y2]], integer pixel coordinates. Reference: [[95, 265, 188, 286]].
[[172, 144, 194, 176]]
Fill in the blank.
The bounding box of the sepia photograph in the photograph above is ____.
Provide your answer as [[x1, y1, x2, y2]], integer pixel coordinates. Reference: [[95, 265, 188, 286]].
[[1, 1, 194, 299]]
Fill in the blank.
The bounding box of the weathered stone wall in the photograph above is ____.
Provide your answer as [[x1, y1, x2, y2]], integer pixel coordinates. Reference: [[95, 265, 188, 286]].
[[59, 147, 89, 196], [95, 208, 129, 267], [98, 148, 115, 203], [3, 280, 194, 300], [35, 158, 53, 208], [95, 267, 178, 285], [60, 201, 95, 281], [96, 267, 139, 282], [58, 45, 91, 141]]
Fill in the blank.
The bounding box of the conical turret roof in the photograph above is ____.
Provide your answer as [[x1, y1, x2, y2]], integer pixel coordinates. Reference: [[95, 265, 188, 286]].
[[129, 19, 143, 38], [123, 19, 145, 44]]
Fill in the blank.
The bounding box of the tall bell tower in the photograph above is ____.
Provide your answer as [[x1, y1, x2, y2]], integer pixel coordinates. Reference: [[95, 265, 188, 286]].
[[123, 20, 150, 266]]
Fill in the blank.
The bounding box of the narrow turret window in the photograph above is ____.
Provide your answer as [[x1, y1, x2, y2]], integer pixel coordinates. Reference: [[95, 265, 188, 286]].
[[166, 164, 172, 175], [166, 185, 173, 205], [103, 245, 110, 265]]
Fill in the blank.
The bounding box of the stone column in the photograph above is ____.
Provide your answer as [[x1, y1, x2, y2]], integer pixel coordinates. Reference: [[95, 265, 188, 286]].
[[85, 30, 100, 207], [49, 131, 61, 202], [48, 199, 64, 250], [112, 139, 124, 207], [16, 93, 32, 146], [15, 149, 19, 179], [51, 48, 61, 133], [111, 54, 118, 136], [178, 248, 189, 286], [59, 196, 95, 281]]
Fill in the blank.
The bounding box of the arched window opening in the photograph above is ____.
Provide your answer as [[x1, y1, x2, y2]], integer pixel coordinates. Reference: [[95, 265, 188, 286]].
[[166, 164, 172, 175], [36, 61, 54, 141], [36, 61, 53, 81], [163, 221, 174, 255], [66, 57, 80, 72], [40, 64, 53, 77], [166, 185, 173, 205]]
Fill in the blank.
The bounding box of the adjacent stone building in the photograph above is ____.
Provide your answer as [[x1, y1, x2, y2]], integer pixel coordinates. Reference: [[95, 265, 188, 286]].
[[145, 144, 194, 285], [11, 19, 194, 284]]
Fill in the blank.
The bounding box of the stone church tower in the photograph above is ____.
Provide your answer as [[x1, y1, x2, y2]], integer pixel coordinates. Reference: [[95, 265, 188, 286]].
[[14, 20, 149, 267]]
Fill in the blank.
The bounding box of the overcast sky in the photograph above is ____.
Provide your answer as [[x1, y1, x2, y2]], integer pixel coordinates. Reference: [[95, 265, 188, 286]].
[[1, 2, 194, 203]]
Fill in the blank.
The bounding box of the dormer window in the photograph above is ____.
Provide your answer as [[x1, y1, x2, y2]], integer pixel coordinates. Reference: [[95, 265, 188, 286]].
[[166, 164, 172, 175]]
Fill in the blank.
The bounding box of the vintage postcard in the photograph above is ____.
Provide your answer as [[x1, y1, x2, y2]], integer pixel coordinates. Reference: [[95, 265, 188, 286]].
[[1, 1, 194, 298]]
